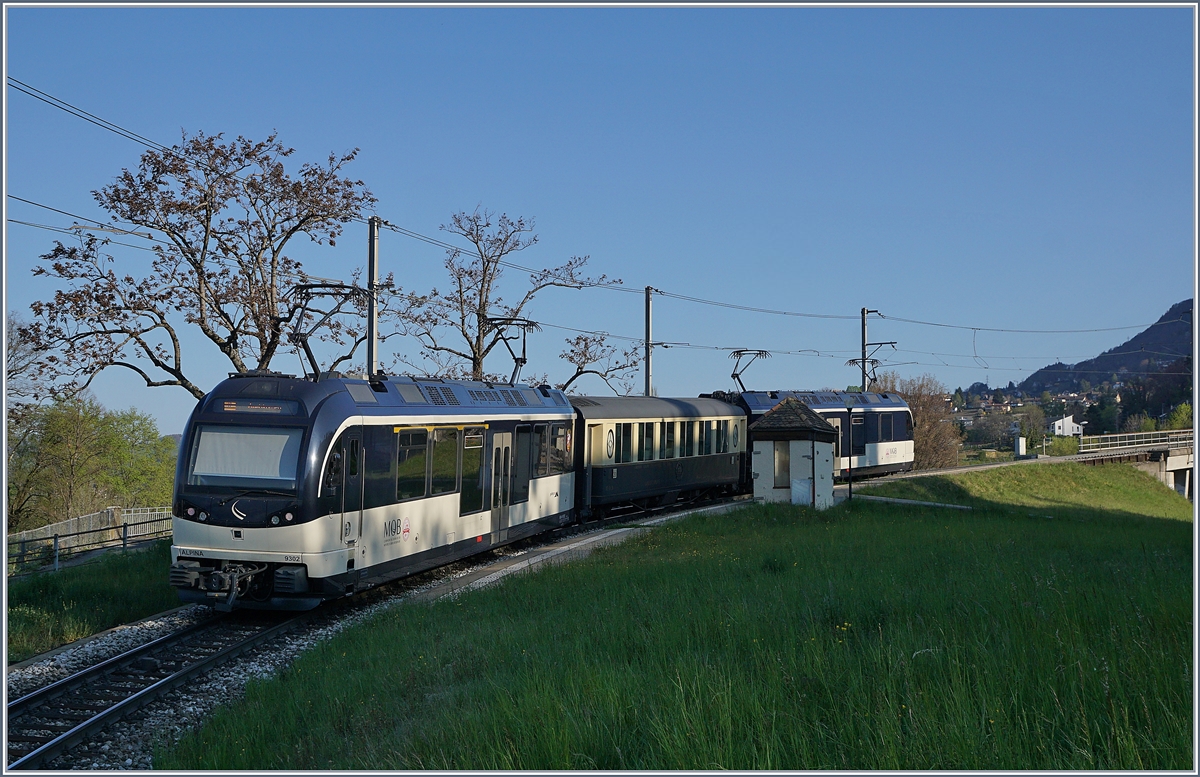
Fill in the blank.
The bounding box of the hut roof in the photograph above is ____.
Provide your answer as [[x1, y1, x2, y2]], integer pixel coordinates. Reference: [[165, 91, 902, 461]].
[[749, 397, 837, 440]]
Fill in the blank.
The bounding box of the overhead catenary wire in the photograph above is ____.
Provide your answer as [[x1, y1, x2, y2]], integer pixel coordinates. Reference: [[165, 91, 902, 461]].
[[8, 76, 1189, 338]]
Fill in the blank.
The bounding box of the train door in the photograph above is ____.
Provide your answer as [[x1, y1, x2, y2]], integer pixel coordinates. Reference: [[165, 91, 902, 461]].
[[828, 418, 842, 462], [341, 427, 363, 548], [491, 432, 512, 543]]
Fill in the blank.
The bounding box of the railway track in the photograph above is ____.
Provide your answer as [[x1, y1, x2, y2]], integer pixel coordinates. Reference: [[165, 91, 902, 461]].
[[5, 611, 312, 770]]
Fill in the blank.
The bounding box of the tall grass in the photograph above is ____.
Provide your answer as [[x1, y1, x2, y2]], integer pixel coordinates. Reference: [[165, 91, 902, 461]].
[[7, 540, 180, 663], [160, 492, 1192, 770]]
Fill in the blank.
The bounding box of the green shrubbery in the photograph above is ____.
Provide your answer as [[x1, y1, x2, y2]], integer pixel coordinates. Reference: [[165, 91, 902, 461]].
[[7, 395, 177, 532], [1045, 435, 1079, 456]]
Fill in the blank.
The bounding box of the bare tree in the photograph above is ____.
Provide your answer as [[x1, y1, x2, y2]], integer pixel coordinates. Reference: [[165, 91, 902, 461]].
[[875, 371, 964, 470], [23, 131, 376, 399], [396, 208, 614, 380], [553, 333, 641, 394], [6, 313, 44, 404]]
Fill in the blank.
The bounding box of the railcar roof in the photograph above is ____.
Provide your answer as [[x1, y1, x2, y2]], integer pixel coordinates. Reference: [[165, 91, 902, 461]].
[[569, 395, 741, 420], [205, 372, 572, 415], [740, 390, 910, 411]]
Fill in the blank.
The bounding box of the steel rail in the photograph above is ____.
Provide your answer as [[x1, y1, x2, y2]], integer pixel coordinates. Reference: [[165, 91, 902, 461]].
[[7, 613, 311, 770], [6, 616, 223, 719]]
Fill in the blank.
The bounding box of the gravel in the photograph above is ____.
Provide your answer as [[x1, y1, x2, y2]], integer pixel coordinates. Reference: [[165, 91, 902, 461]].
[[6, 606, 213, 701]]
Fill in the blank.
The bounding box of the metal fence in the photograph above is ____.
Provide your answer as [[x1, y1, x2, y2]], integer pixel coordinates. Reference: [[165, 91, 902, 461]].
[[1078, 429, 1194, 453], [7, 507, 172, 575]]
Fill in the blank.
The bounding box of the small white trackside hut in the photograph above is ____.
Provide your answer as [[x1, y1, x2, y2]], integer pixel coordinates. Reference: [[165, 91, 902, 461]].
[[749, 397, 836, 509]]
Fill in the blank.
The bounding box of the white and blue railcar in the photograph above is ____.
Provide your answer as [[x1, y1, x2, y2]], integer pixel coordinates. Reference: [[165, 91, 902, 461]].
[[733, 390, 915, 479], [170, 372, 576, 610]]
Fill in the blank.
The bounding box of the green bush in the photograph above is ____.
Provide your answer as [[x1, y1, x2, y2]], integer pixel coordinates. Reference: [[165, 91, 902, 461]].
[[1046, 435, 1079, 456]]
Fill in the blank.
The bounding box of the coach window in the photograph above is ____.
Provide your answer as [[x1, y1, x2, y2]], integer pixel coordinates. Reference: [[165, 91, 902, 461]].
[[880, 413, 894, 443], [703, 421, 714, 455], [461, 428, 485, 514], [718, 420, 730, 453], [683, 421, 695, 456], [512, 425, 532, 503], [549, 423, 569, 474], [662, 421, 675, 459], [619, 423, 633, 463], [905, 414, 913, 440], [773, 441, 790, 488], [430, 428, 459, 495], [396, 429, 428, 501], [533, 424, 550, 477], [638, 422, 654, 461]]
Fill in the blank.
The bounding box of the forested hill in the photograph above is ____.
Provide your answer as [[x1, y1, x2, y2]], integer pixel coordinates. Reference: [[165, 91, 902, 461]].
[[1019, 299, 1192, 394]]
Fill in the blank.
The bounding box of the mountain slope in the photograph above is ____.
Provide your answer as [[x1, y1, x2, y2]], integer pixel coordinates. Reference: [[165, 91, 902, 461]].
[[1019, 299, 1192, 393]]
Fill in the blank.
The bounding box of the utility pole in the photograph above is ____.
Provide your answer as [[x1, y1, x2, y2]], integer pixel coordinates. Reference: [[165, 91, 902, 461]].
[[861, 307, 872, 392], [366, 216, 380, 376], [848, 308, 894, 392], [644, 286, 653, 397]]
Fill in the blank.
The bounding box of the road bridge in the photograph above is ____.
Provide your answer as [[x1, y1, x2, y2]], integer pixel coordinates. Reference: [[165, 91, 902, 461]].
[[1075, 430, 1194, 500], [841, 429, 1194, 502]]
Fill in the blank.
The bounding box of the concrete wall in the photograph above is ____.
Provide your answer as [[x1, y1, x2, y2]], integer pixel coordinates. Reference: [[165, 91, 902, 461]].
[[751, 439, 834, 509]]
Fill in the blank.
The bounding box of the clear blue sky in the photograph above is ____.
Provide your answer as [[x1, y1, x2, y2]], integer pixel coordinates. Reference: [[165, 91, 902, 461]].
[[4, 6, 1195, 435]]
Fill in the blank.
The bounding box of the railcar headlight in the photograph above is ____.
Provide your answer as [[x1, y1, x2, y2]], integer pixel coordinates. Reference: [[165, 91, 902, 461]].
[[284, 512, 294, 522], [270, 515, 280, 526], [186, 507, 196, 516], [198, 512, 207, 522]]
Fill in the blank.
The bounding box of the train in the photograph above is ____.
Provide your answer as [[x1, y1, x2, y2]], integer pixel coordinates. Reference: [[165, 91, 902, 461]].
[[705, 389, 916, 481], [169, 372, 912, 611]]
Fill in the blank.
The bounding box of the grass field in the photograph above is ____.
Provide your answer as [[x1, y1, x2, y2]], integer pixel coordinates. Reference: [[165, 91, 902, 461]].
[[159, 464, 1193, 770], [7, 540, 180, 664], [858, 461, 1192, 522]]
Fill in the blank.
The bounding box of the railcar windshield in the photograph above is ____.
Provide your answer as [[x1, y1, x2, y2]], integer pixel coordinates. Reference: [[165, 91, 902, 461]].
[[186, 424, 305, 491]]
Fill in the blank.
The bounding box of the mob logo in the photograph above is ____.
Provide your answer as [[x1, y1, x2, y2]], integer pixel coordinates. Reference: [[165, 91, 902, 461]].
[[383, 518, 411, 540]]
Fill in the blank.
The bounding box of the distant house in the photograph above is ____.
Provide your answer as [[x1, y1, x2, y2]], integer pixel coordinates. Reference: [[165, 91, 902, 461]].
[[1049, 415, 1083, 437]]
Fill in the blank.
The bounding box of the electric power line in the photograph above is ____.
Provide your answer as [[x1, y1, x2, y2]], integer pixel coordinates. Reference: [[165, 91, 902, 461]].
[[8, 76, 1190, 338]]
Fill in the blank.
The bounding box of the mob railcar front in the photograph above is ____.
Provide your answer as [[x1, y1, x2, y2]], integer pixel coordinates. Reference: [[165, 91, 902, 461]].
[[169, 372, 575, 610]]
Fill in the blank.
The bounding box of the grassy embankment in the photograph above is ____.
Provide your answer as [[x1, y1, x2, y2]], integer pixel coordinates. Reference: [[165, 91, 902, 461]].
[[857, 460, 1187, 519], [7, 540, 180, 664], [160, 463, 1192, 770]]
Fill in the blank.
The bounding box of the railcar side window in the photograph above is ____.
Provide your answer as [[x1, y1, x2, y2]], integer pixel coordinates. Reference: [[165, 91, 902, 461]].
[[549, 423, 570, 474], [396, 429, 428, 501], [512, 426, 531, 503], [533, 424, 549, 477], [683, 422, 695, 456], [702, 421, 714, 455], [347, 439, 360, 477], [905, 414, 913, 440], [718, 420, 730, 453], [430, 428, 459, 495], [880, 414, 894, 443], [638, 422, 654, 461], [323, 439, 342, 492], [662, 422, 675, 459], [461, 428, 485, 514], [618, 423, 633, 463]]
